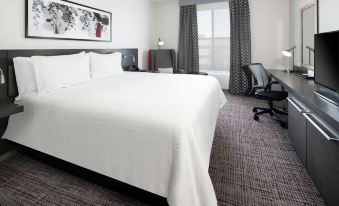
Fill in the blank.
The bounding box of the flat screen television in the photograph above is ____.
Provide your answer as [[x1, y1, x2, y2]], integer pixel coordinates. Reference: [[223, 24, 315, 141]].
[[315, 31, 339, 93]]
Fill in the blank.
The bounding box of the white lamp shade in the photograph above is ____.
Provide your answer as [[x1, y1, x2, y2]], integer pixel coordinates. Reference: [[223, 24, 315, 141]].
[[282, 50, 292, 57]]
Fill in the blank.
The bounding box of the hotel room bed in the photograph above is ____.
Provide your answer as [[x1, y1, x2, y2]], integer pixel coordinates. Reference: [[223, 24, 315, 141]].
[[4, 72, 226, 206]]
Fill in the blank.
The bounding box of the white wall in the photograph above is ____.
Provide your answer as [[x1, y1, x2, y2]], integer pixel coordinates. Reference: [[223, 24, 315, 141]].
[[153, 1, 180, 50], [319, 0, 339, 33], [250, 0, 290, 70], [0, 0, 156, 69], [154, 0, 290, 71]]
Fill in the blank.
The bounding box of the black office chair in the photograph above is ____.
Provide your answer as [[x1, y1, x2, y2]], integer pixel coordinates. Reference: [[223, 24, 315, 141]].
[[246, 63, 288, 127]]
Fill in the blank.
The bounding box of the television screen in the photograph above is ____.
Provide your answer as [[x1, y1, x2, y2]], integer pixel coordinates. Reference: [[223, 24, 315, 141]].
[[315, 31, 339, 92]]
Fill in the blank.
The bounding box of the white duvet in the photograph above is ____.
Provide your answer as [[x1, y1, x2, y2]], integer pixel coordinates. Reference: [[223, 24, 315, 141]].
[[4, 72, 226, 206]]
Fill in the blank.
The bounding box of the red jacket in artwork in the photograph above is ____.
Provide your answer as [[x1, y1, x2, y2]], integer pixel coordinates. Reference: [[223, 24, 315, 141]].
[[96, 23, 104, 38]]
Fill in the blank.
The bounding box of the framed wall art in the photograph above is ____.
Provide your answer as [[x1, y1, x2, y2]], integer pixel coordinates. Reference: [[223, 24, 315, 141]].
[[26, 0, 112, 42]]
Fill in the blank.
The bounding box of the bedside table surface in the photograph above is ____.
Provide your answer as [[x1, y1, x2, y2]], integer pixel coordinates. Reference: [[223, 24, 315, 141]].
[[0, 102, 24, 118]]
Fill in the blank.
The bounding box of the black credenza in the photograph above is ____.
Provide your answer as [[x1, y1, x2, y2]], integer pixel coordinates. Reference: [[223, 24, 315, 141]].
[[269, 70, 339, 206]]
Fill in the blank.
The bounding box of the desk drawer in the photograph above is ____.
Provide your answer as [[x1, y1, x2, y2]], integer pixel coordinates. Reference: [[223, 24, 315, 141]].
[[305, 113, 339, 206], [287, 97, 308, 166]]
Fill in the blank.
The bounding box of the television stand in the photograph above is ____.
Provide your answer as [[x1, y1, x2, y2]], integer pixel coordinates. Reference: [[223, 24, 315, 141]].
[[314, 90, 339, 107]]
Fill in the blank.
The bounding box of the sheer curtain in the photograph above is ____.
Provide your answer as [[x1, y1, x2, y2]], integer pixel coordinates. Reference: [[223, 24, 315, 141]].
[[197, 2, 230, 89]]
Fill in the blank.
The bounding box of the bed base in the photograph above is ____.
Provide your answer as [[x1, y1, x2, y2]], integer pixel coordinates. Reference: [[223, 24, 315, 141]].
[[21, 146, 168, 206]]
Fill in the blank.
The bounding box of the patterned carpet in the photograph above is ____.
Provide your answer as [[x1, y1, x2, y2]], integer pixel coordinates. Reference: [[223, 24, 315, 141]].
[[0, 93, 326, 206]]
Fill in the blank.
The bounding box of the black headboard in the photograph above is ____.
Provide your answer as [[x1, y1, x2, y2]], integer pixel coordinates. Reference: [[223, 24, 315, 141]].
[[0, 49, 138, 100]]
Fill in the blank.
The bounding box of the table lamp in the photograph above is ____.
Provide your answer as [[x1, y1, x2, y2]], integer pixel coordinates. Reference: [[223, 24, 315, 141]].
[[158, 38, 165, 50], [282, 46, 296, 72]]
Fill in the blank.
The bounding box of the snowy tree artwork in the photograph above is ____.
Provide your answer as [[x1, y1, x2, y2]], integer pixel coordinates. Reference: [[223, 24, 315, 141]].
[[26, 0, 112, 41]]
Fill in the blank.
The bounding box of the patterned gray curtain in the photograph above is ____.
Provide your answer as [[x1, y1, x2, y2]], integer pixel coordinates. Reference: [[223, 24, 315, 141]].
[[177, 5, 199, 73], [229, 0, 252, 95]]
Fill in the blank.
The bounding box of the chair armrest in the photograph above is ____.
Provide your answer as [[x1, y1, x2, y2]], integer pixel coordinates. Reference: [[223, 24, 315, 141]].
[[253, 86, 268, 90], [250, 86, 267, 95], [267, 81, 279, 86], [252, 82, 280, 94], [267, 81, 280, 90]]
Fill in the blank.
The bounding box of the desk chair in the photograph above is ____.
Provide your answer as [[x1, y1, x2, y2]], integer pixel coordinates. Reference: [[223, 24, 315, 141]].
[[149, 49, 208, 75], [149, 49, 186, 74], [246, 63, 288, 127]]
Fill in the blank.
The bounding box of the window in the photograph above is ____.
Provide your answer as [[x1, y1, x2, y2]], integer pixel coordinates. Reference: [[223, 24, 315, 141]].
[[198, 2, 230, 72]]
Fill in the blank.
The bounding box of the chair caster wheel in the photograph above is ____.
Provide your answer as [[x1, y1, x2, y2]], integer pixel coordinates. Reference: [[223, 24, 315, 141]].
[[253, 108, 258, 113], [270, 112, 274, 117], [254, 116, 259, 121]]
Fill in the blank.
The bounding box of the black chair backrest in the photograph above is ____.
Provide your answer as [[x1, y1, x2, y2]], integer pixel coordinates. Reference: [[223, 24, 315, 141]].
[[247, 63, 270, 87], [149, 49, 176, 71]]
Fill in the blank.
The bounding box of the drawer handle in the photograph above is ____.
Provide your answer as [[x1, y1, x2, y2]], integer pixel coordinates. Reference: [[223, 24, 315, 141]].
[[303, 113, 339, 142], [287, 97, 305, 113]]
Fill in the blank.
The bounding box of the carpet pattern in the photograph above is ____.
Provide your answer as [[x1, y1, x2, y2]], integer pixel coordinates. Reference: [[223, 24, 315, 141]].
[[0, 93, 326, 206]]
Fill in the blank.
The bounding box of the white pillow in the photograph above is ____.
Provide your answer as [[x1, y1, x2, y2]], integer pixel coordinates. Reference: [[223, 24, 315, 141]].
[[89, 52, 123, 80], [32, 53, 90, 94], [13, 57, 38, 99], [158, 68, 174, 74], [13, 52, 86, 98]]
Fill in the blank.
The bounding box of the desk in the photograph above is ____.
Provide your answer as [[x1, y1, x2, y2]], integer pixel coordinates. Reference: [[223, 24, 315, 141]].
[[268, 70, 339, 130], [268, 70, 339, 206]]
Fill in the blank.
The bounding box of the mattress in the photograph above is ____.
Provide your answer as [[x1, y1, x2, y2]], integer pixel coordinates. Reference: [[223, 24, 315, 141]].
[[4, 72, 226, 206]]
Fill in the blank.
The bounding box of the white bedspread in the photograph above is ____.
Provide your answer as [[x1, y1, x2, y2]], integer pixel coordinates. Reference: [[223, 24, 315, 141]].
[[4, 72, 226, 206]]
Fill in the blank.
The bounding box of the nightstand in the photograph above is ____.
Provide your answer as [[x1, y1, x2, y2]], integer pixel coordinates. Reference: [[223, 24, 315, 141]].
[[0, 101, 24, 156], [0, 101, 24, 118]]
